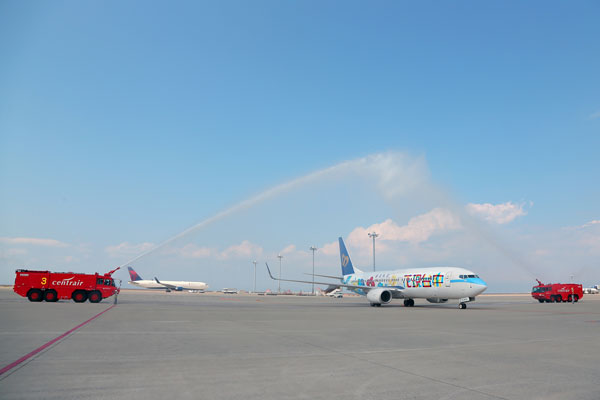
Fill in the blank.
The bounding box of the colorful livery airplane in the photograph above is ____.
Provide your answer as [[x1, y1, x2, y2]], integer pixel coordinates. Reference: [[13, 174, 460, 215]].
[[266, 237, 487, 309], [127, 266, 208, 292]]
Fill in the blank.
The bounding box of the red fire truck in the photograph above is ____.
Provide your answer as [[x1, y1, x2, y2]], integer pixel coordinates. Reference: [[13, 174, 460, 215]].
[[531, 279, 583, 303], [13, 267, 120, 303]]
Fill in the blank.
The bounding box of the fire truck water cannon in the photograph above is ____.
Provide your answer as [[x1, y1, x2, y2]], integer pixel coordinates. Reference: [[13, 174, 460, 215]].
[[13, 268, 121, 303]]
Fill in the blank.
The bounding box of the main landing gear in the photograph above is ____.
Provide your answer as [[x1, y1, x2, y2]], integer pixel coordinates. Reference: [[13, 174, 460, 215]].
[[459, 302, 467, 309], [403, 299, 415, 307]]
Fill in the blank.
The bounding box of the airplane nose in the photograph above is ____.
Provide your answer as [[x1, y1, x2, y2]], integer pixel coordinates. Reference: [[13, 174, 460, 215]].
[[477, 280, 488, 294]]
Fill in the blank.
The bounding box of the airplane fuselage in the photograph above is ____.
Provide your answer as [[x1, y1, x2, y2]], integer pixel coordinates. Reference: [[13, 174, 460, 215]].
[[128, 280, 208, 291], [343, 266, 487, 300]]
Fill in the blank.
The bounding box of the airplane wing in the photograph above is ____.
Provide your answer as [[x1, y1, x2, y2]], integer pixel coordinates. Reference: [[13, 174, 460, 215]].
[[265, 263, 404, 293], [154, 277, 180, 290], [304, 273, 344, 280]]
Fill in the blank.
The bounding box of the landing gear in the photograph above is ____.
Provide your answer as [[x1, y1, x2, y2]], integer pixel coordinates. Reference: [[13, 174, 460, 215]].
[[370, 303, 382, 307], [403, 299, 415, 307], [459, 302, 467, 309]]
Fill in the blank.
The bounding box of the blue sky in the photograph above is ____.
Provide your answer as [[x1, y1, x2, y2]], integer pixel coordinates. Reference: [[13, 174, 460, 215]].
[[1, 1, 599, 291]]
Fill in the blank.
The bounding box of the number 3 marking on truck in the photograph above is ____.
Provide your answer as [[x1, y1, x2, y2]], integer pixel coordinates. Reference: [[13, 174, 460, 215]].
[[41, 277, 47, 285]]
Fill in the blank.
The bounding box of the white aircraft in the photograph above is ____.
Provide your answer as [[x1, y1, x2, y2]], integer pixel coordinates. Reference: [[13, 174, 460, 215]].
[[127, 266, 208, 292], [266, 237, 487, 309]]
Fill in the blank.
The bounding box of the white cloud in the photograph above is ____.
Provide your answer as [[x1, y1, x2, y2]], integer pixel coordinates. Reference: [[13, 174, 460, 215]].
[[466, 202, 529, 224], [580, 220, 600, 229], [349, 208, 461, 246], [279, 244, 296, 255], [321, 241, 338, 256], [175, 244, 214, 259], [105, 242, 155, 258], [0, 237, 69, 247], [220, 240, 263, 260], [320, 208, 462, 255]]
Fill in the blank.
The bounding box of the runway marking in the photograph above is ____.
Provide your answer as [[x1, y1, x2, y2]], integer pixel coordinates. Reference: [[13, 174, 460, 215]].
[[0, 304, 116, 377]]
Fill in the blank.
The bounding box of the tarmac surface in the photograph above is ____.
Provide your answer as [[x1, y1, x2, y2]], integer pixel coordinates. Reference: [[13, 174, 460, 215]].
[[1, 288, 598, 400]]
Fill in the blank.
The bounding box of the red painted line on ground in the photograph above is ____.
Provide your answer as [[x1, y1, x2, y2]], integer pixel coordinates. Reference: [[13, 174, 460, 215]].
[[0, 304, 116, 376]]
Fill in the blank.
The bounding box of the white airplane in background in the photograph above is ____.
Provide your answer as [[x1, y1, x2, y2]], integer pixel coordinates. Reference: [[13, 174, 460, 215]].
[[266, 237, 487, 309], [127, 266, 208, 292]]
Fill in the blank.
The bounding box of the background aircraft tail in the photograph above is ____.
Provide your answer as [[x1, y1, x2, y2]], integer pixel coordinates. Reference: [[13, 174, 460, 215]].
[[128, 266, 143, 281], [338, 237, 355, 276]]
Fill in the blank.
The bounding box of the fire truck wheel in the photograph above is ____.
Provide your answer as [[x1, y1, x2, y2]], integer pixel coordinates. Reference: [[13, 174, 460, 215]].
[[88, 290, 102, 303], [574, 295, 579, 302], [44, 289, 58, 302], [555, 296, 562, 303], [72, 290, 88, 303], [538, 299, 544, 303], [27, 289, 43, 302]]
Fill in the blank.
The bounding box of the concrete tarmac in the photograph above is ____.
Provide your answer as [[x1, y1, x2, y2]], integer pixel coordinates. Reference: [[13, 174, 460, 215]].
[[1, 288, 598, 400]]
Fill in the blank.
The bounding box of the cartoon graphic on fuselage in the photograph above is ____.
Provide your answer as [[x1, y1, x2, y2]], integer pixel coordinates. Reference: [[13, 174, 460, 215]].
[[266, 237, 487, 309]]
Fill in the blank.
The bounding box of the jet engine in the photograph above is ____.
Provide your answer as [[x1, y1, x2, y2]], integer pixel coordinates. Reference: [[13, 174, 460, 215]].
[[175, 287, 183, 291], [426, 298, 448, 303], [366, 288, 392, 305]]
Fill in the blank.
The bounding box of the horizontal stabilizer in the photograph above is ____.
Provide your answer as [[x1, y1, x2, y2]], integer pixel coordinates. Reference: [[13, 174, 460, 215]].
[[304, 273, 343, 280]]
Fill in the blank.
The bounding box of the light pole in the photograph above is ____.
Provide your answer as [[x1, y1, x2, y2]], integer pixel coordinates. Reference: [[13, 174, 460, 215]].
[[310, 246, 317, 295], [368, 232, 379, 272], [253, 260, 257, 293], [277, 254, 283, 294]]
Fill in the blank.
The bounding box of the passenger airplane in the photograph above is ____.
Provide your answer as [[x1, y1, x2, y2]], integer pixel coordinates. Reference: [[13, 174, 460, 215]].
[[266, 237, 487, 309], [127, 266, 209, 292]]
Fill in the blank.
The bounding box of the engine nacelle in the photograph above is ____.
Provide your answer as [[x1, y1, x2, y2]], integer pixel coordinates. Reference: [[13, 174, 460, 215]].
[[367, 288, 392, 304], [175, 287, 184, 291], [426, 298, 448, 303]]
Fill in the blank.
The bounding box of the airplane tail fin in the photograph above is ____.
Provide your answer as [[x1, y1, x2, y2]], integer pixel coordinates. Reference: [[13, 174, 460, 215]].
[[127, 266, 142, 281], [339, 237, 355, 276]]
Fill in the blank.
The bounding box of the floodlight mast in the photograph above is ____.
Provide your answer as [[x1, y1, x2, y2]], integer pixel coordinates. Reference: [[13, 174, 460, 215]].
[[310, 246, 317, 295], [253, 260, 257, 293], [277, 254, 283, 294], [368, 232, 379, 272]]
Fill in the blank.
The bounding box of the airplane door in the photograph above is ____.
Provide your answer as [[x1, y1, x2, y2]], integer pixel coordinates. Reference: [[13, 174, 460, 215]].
[[445, 272, 452, 287]]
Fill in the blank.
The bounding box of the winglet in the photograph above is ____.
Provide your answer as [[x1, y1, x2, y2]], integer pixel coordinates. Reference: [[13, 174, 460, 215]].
[[154, 277, 161, 284], [265, 263, 277, 280]]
